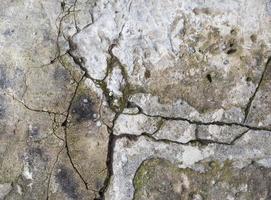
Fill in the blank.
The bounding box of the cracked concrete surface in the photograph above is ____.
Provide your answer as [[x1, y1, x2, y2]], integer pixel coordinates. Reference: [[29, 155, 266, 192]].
[[1, 0, 271, 199]]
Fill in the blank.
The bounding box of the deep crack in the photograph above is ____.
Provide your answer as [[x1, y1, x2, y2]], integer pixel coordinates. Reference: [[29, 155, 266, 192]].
[[129, 102, 271, 132], [115, 128, 250, 147]]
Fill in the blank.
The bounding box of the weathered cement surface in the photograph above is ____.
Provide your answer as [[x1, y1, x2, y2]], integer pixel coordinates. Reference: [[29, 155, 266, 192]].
[[0, 0, 271, 200]]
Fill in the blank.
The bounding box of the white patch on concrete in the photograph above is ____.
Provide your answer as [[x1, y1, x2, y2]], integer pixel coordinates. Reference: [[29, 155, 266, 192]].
[[114, 114, 159, 135], [153, 120, 196, 143], [22, 163, 33, 180], [0, 183, 12, 199], [105, 136, 214, 200], [106, 67, 125, 97]]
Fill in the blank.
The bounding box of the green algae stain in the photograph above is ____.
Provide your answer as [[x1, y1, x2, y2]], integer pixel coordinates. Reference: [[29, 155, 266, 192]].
[[133, 158, 271, 200]]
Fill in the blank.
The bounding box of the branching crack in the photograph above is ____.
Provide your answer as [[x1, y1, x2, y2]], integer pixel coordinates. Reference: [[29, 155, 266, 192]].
[[46, 2, 271, 200], [93, 105, 124, 199], [56, 5, 120, 198], [2, 92, 65, 116], [115, 128, 250, 147], [51, 114, 65, 142], [60, 73, 92, 191]]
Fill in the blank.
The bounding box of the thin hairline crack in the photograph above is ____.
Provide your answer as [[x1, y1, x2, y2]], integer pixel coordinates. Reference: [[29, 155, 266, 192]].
[[243, 56, 271, 123]]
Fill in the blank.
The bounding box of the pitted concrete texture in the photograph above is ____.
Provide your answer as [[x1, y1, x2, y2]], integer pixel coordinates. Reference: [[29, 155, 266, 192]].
[[0, 0, 271, 200]]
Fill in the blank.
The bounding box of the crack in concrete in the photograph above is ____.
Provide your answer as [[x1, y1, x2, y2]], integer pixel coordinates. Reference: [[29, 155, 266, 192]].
[[128, 102, 271, 132], [93, 126, 251, 200], [66, 27, 134, 199], [21, 68, 29, 99], [72, 0, 80, 32], [51, 114, 65, 142], [59, 71, 102, 195], [64, 36, 271, 200], [55, 3, 76, 59], [46, 2, 271, 199], [243, 57, 271, 123], [60, 73, 92, 191], [96, 110, 162, 200], [2, 92, 65, 116], [38, 0, 82, 70], [93, 102, 126, 200], [114, 128, 250, 147], [67, 33, 130, 114], [94, 127, 116, 200], [66, 39, 94, 81], [57, 53, 81, 84], [51, 2, 112, 197], [79, 53, 271, 199], [46, 147, 65, 200], [52, 7, 98, 192]]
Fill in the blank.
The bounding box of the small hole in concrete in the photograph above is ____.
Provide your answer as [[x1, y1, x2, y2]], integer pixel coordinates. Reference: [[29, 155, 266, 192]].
[[246, 77, 252, 82], [206, 74, 212, 83], [144, 69, 151, 79], [226, 49, 237, 54]]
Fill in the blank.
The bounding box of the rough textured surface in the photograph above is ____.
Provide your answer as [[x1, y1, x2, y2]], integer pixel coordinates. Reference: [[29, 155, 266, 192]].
[[133, 158, 271, 200], [1, 0, 271, 199]]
